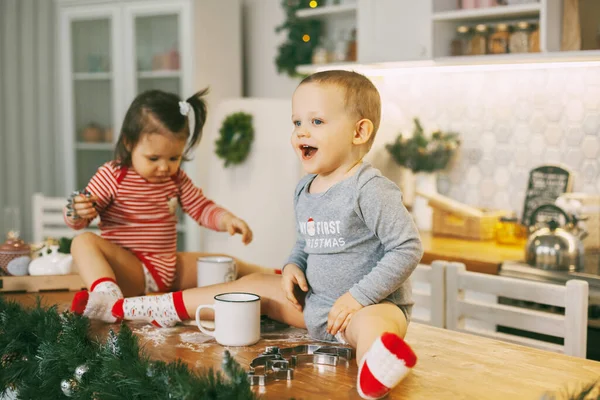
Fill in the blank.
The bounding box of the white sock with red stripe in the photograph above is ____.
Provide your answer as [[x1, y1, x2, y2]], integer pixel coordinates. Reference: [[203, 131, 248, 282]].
[[111, 291, 190, 328], [70, 278, 123, 323], [357, 332, 417, 399]]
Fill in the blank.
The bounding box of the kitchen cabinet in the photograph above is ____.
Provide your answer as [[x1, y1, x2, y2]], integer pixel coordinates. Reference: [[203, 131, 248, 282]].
[[296, 0, 432, 69], [57, 0, 242, 251], [431, 0, 561, 58], [299, 0, 600, 73], [358, 0, 432, 63]]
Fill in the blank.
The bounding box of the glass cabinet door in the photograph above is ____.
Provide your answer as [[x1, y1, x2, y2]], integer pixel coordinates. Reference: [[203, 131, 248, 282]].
[[124, 2, 194, 250], [124, 2, 191, 100], [61, 6, 122, 191], [135, 14, 181, 95]]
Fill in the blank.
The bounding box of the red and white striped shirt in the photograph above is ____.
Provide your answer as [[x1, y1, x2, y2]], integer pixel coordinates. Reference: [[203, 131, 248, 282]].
[[65, 162, 227, 289]]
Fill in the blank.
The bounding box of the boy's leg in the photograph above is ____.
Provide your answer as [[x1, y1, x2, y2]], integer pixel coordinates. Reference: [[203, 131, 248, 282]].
[[344, 304, 416, 400], [171, 252, 277, 291], [113, 273, 306, 329], [70, 232, 145, 322]]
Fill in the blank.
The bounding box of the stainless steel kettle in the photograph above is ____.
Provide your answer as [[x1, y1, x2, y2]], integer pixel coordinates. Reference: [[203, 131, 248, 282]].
[[525, 204, 587, 272]]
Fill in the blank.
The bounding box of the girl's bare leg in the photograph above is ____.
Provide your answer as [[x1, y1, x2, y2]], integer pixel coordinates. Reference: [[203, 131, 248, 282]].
[[71, 232, 145, 297], [172, 252, 277, 291], [182, 273, 306, 329], [343, 303, 408, 364]]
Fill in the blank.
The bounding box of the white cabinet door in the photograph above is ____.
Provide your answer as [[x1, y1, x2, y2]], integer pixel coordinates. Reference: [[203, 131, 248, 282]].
[[122, 1, 198, 251], [59, 4, 123, 192], [358, 0, 432, 63], [122, 1, 192, 110]]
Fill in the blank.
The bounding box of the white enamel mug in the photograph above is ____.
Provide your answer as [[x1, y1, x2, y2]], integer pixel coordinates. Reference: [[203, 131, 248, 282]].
[[195, 292, 261, 346], [197, 256, 237, 287]]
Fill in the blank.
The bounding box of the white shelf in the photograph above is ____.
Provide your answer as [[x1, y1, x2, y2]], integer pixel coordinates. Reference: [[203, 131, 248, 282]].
[[73, 72, 112, 81], [432, 50, 600, 65], [296, 3, 357, 19], [75, 142, 113, 151], [137, 69, 181, 79], [297, 61, 360, 74], [432, 3, 541, 22], [296, 51, 600, 74]]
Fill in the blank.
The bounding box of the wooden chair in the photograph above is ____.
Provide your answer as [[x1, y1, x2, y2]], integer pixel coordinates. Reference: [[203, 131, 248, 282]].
[[411, 261, 446, 328], [32, 193, 99, 243], [445, 262, 589, 358]]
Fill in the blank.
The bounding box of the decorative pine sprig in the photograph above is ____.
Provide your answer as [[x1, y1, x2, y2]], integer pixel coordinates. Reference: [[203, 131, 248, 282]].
[[0, 295, 257, 400]]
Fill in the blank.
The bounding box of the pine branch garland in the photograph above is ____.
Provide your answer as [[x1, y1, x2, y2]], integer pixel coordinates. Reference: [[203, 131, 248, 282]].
[[0, 296, 256, 400]]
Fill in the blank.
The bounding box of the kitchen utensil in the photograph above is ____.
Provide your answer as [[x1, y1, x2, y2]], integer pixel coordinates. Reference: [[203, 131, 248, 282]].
[[525, 204, 587, 272]]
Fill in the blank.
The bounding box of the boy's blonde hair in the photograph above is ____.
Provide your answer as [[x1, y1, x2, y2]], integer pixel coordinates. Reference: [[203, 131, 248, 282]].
[[299, 70, 381, 148]]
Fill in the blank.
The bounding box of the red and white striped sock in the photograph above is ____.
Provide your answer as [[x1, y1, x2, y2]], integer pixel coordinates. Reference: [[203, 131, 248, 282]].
[[357, 332, 417, 400], [70, 278, 124, 323], [111, 291, 190, 328]]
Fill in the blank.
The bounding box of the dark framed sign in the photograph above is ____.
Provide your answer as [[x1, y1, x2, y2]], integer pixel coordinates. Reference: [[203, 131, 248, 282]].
[[521, 164, 572, 226]]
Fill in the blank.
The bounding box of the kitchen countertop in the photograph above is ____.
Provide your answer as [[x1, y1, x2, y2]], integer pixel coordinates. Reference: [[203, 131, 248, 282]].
[[7, 292, 600, 400], [420, 231, 525, 275]]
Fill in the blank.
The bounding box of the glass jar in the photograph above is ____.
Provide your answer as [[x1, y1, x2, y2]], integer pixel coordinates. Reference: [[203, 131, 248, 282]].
[[331, 30, 348, 63], [479, 0, 498, 7], [509, 21, 530, 53], [529, 23, 540, 52], [470, 24, 488, 55], [451, 25, 472, 56], [461, 0, 478, 9], [496, 216, 527, 246], [488, 23, 510, 54], [346, 28, 357, 61]]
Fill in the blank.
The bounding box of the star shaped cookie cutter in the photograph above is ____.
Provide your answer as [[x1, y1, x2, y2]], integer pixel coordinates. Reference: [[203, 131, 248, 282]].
[[247, 344, 355, 386]]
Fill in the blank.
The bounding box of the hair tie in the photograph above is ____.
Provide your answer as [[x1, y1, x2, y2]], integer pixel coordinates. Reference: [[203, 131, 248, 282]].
[[179, 101, 191, 116]]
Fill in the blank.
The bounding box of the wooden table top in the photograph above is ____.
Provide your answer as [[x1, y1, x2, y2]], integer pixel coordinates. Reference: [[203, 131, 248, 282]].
[[5, 292, 600, 400], [420, 231, 525, 275]]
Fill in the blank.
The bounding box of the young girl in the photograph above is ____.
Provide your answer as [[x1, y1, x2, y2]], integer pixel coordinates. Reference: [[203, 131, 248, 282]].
[[66, 89, 267, 325], [86, 72, 421, 399]]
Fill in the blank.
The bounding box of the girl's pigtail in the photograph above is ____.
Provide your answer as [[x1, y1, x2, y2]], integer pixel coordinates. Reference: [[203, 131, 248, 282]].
[[185, 88, 209, 151]]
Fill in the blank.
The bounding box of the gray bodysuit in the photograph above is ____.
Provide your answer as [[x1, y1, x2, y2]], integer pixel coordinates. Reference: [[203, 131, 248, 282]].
[[284, 163, 423, 342]]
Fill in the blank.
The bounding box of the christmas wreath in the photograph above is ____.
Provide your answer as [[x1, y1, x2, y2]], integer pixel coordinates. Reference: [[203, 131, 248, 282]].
[[215, 112, 254, 168], [0, 296, 255, 399], [275, 0, 322, 77]]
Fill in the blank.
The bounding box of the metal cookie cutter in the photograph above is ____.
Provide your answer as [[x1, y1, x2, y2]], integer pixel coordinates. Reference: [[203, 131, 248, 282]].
[[66, 190, 92, 220], [247, 344, 355, 386]]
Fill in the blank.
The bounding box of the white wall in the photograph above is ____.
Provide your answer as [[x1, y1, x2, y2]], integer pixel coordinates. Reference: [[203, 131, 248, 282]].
[[242, 0, 300, 98], [200, 98, 301, 268]]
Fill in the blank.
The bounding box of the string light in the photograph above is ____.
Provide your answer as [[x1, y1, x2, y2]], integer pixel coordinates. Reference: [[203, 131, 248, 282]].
[[302, 34, 310, 42], [309, 1, 318, 8]]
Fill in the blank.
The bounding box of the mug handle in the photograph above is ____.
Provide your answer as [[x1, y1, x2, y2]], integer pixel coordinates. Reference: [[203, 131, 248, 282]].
[[195, 305, 215, 337]]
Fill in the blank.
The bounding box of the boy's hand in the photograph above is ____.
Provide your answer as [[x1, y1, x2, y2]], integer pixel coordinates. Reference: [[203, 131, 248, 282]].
[[67, 194, 99, 221], [327, 292, 363, 336], [220, 213, 253, 245], [281, 264, 308, 311]]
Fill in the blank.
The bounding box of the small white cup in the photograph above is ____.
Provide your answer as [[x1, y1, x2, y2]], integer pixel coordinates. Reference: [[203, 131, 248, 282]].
[[197, 256, 237, 287], [195, 292, 261, 346]]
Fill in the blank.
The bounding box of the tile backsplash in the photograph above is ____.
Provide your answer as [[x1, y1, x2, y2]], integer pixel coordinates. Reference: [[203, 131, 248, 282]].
[[367, 64, 600, 218]]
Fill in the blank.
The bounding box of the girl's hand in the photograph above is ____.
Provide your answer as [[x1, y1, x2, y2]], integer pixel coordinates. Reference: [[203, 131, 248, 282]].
[[281, 264, 308, 311], [67, 194, 99, 221], [327, 292, 363, 336], [220, 213, 253, 244]]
